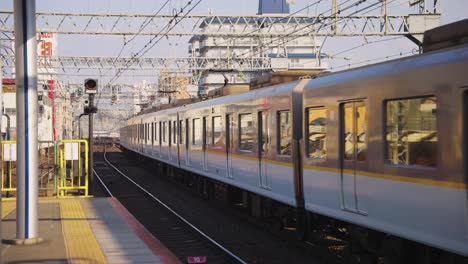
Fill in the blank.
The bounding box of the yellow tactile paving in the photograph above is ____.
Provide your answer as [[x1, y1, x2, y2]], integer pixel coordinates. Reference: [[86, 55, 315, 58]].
[[1, 200, 16, 219], [59, 199, 107, 264]]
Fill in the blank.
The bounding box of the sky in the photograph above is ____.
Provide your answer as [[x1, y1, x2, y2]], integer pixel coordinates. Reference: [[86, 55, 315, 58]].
[[1, 0, 468, 84]]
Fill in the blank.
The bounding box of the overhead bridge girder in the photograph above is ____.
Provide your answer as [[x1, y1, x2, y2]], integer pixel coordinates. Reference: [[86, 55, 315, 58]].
[[0, 11, 440, 37], [2, 55, 272, 71]]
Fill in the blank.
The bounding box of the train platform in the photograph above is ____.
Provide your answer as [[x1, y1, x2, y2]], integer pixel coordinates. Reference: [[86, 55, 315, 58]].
[[1, 197, 181, 264]]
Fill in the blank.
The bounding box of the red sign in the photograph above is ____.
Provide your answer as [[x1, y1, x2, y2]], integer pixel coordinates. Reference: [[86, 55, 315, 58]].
[[187, 256, 207, 263], [47, 79, 55, 99], [47, 80, 56, 140]]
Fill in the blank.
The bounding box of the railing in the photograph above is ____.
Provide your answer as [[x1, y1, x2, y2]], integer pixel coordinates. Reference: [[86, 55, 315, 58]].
[[0, 140, 16, 196], [57, 140, 89, 197], [0, 139, 89, 198]]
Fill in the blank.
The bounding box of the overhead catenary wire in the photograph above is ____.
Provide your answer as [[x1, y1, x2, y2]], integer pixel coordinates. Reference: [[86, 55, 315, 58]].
[[110, 0, 203, 83], [220, 0, 404, 71], [94, 0, 203, 107], [216, 0, 377, 67], [105, 0, 172, 74], [100, 0, 202, 90], [330, 49, 416, 70]]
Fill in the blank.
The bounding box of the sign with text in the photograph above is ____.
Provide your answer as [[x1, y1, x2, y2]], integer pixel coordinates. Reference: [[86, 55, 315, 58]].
[[187, 256, 207, 263], [3, 143, 17, 161], [65, 142, 79, 161]]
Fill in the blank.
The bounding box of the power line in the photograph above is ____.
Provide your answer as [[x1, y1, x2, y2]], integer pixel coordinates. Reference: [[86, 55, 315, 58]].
[[97, 0, 203, 106], [228, 0, 401, 68], [330, 48, 416, 70], [108, 0, 203, 85], [106, 0, 172, 74], [329, 36, 404, 57]]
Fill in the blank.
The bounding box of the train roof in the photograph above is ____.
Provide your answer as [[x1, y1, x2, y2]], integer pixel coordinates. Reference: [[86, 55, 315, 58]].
[[134, 80, 300, 120], [303, 42, 468, 91]]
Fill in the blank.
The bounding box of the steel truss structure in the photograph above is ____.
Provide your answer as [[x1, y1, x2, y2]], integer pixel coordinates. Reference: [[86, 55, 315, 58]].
[[0, 11, 440, 37], [1, 55, 271, 71]]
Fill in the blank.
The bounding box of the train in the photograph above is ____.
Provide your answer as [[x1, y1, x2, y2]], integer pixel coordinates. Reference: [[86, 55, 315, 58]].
[[120, 20, 468, 261]]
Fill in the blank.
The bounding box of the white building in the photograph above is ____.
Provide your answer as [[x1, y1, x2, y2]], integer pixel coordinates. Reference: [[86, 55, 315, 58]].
[[188, 0, 327, 94], [1, 33, 72, 141]]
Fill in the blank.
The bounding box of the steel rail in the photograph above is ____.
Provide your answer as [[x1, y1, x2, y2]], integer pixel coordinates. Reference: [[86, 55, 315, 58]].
[[93, 168, 114, 197], [101, 149, 248, 264]]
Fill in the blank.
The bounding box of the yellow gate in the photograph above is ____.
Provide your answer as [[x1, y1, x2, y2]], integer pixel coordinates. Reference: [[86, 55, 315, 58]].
[[57, 140, 89, 197], [0, 140, 17, 196]]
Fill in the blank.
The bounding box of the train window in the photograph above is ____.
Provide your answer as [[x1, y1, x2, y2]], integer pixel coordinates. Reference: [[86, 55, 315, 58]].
[[192, 118, 202, 145], [167, 121, 174, 147], [154, 122, 158, 144], [159, 122, 162, 145], [163, 122, 166, 143], [385, 96, 437, 167], [151, 123, 154, 144], [278, 111, 292, 156], [185, 119, 190, 148], [179, 120, 184, 144], [212, 116, 223, 147], [342, 102, 367, 161], [239, 113, 254, 151], [307, 107, 327, 159], [203, 117, 207, 149], [173, 120, 177, 144]]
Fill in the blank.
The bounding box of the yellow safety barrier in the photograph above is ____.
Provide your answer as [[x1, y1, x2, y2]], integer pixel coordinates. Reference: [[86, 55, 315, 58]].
[[57, 140, 89, 197], [0, 140, 17, 196]]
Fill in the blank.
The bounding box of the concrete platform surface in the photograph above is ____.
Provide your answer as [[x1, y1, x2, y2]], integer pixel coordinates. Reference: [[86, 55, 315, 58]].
[[1, 197, 181, 264]]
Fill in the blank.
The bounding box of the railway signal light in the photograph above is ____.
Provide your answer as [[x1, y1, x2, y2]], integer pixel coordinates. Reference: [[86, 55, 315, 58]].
[[84, 78, 98, 94]]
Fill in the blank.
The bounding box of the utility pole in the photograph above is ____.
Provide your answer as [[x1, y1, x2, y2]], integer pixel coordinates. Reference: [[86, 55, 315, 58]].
[[84, 78, 97, 195], [88, 93, 94, 195], [13, 0, 42, 244]]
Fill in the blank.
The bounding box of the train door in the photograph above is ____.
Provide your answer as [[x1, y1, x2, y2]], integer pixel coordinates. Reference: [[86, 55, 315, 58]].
[[464, 90, 468, 188], [226, 113, 234, 178], [202, 117, 208, 171], [139, 121, 143, 153], [151, 122, 154, 153], [258, 111, 270, 189], [185, 119, 190, 166], [172, 120, 178, 162], [158, 121, 162, 157], [167, 120, 174, 161], [340, 101, 367, 214]]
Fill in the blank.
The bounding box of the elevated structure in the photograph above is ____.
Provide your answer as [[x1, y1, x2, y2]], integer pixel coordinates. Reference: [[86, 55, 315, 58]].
[[1, 55, 271, 72], [189, 0, 327, 94], [0, 11, 440, 37]]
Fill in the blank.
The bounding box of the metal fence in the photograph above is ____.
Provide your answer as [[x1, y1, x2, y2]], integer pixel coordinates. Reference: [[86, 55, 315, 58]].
[[0, 139, 89, 198], [57, 139, 89, 197]]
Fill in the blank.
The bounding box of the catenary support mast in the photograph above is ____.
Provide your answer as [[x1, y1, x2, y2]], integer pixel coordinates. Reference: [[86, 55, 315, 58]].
[[14, 0, 40, 242]]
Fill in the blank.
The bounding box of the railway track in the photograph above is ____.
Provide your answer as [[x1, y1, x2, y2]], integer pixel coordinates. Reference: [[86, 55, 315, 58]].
[[94, 148, 247, 264], [93, 147, 321, 264]]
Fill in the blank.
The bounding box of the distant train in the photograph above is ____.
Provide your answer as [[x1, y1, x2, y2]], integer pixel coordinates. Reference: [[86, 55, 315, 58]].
[[95, 136, 119, 147], [120, 21, 468, 261]]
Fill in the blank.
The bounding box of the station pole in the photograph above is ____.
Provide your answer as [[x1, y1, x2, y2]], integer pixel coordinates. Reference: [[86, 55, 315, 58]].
[[88, 94, 94, 195], [14, 0, 41, 243]]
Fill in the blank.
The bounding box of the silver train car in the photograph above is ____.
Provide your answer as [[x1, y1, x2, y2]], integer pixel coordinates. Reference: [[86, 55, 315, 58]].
[[120, 27, 468, 259]]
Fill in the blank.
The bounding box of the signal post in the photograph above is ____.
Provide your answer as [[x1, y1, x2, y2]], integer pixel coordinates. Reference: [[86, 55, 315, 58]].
[[84, 79, 97, 195]]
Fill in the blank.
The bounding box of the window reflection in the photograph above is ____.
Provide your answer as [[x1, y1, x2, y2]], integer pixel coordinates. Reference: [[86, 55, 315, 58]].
[[307, 108, 327, 158], [239, 114, 254, 151], [386, 97, 437, 167], [212, 116, 223, 147], [278, 111, 292, 156], [192, 118, 202, 146]]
